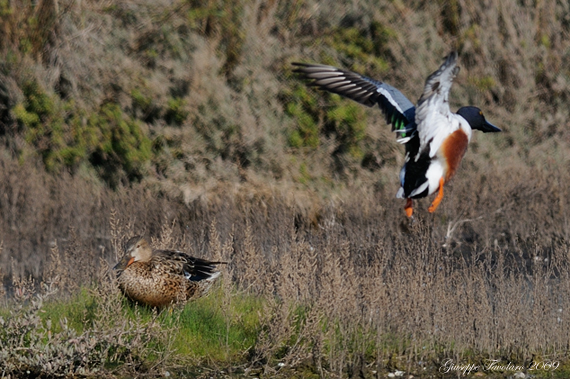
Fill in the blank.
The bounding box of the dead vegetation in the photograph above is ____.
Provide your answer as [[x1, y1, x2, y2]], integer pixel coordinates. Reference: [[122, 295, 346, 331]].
[[2, 248, 174, 378], [2, 170, 570, 377]]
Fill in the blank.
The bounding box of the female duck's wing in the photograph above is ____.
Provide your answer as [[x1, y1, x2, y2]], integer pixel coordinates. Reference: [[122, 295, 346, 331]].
[[153, 249, 223, 281], [414, 52, 460, 158], [292, 63, 416, 140]]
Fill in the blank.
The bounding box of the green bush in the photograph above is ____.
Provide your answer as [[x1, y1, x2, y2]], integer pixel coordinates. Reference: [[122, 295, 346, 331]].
[[325, 97, 367, 158], [164, 97, 188, 126], [285, 85, 320, 149], [88, 103, 152, 186], [13, 81, 152, 185], [185, 0, 246, 76], [14, 80, 67, 171], [282, 83, 367, 159], [329, 22, 394, 73], [130, 88, 162, 123]]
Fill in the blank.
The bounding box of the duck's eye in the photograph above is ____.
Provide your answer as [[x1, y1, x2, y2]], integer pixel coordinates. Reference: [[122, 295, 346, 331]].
[[479, 111, 483, 116]]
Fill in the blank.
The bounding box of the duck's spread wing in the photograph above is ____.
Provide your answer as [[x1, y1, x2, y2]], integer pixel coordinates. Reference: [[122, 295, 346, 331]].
[[153, 250, 222, 281], [414, 52, 460, 157], [292, 63, 416, 137]]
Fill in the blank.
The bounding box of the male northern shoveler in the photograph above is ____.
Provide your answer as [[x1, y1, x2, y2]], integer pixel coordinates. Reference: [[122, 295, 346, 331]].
[[293, 51, 501, 217], [113, 236, 224, 307]]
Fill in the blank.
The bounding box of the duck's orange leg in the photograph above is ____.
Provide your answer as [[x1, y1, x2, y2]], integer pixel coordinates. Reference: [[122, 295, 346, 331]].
[[428, 178, 445, 213], [404, 198, 413, 218]]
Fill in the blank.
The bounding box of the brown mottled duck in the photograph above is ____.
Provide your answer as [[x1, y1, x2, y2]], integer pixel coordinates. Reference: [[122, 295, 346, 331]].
[[113, 236, 224, 307]]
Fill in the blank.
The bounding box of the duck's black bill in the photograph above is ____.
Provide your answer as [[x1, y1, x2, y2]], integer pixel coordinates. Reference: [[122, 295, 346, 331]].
[[480, 121, 501, 133]]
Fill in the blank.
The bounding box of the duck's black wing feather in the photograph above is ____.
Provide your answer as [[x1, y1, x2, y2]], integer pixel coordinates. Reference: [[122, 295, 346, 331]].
[[154, 250, 225, 281], [292, 62, 416, 137]]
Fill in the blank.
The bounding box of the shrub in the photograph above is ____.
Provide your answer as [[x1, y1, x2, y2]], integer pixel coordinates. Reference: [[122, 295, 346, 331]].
[[0, 277, 173, 377], [164, 97, 188, 126], [88, 103, 152, 187], [284, 85, 320, 149], [13, 81, 152, 185], [328, 21, 394, 73], [282, 82, 367, 161], [14, 80, 67, 172]]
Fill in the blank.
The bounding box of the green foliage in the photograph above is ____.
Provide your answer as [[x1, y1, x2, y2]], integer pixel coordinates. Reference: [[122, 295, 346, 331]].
[[298, 162, 311, 185], [0, 0, 12, 17], [14, 80, 67, 171], [192, 96, 264, 169], [285, 85, 320, 149], [0, 0, 61, 57], [3, 0, 566, 197], [539, 34, 551, 49], [131, 88, 188, 126], [469, 76, 496, 91], [27, 285, 264, 370], [88, 103, 152, 186], [185, 0, 246, 76], [283, 82, 367, 159], [164, 97, 189, 126], [438, 0, 461, 36], [325, 95, 367, 158], [282, 19, 394, 166], [13, 81, 152, 185], [41, 288, 99, 333], [0, 288, 167, 377], [130, 87, 161, 123], [130, 88, 152, 115], [12, 102, 38, 126], [15, 81, 56, 129], [461, 24, 482, 49], [173, 288, 262, 360], [328, 22, 394, 73]]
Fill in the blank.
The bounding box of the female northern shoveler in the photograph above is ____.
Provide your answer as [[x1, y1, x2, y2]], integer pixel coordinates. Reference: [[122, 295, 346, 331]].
[[293, 52, 501, 217], [113, 236, 224, 307]]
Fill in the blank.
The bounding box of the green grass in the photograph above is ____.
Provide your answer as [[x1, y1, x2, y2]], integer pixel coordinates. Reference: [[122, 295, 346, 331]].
[[149, 287, 263, 361], [41, 287, 100, 333], [37, 284, 264, 364], [4, 284, 570, 378]]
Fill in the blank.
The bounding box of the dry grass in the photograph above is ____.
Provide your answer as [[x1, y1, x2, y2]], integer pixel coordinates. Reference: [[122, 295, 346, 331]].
[[2, 167, 570, 376], [1, 254, 175, 378]]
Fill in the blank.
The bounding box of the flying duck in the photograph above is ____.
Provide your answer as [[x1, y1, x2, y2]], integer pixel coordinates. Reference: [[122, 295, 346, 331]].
[[293, 51, 501, 217]]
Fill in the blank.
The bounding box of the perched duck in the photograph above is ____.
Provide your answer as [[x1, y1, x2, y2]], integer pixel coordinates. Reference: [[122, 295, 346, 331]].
[[293, 51, 501, 217], [113, 236, 224, 307]]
